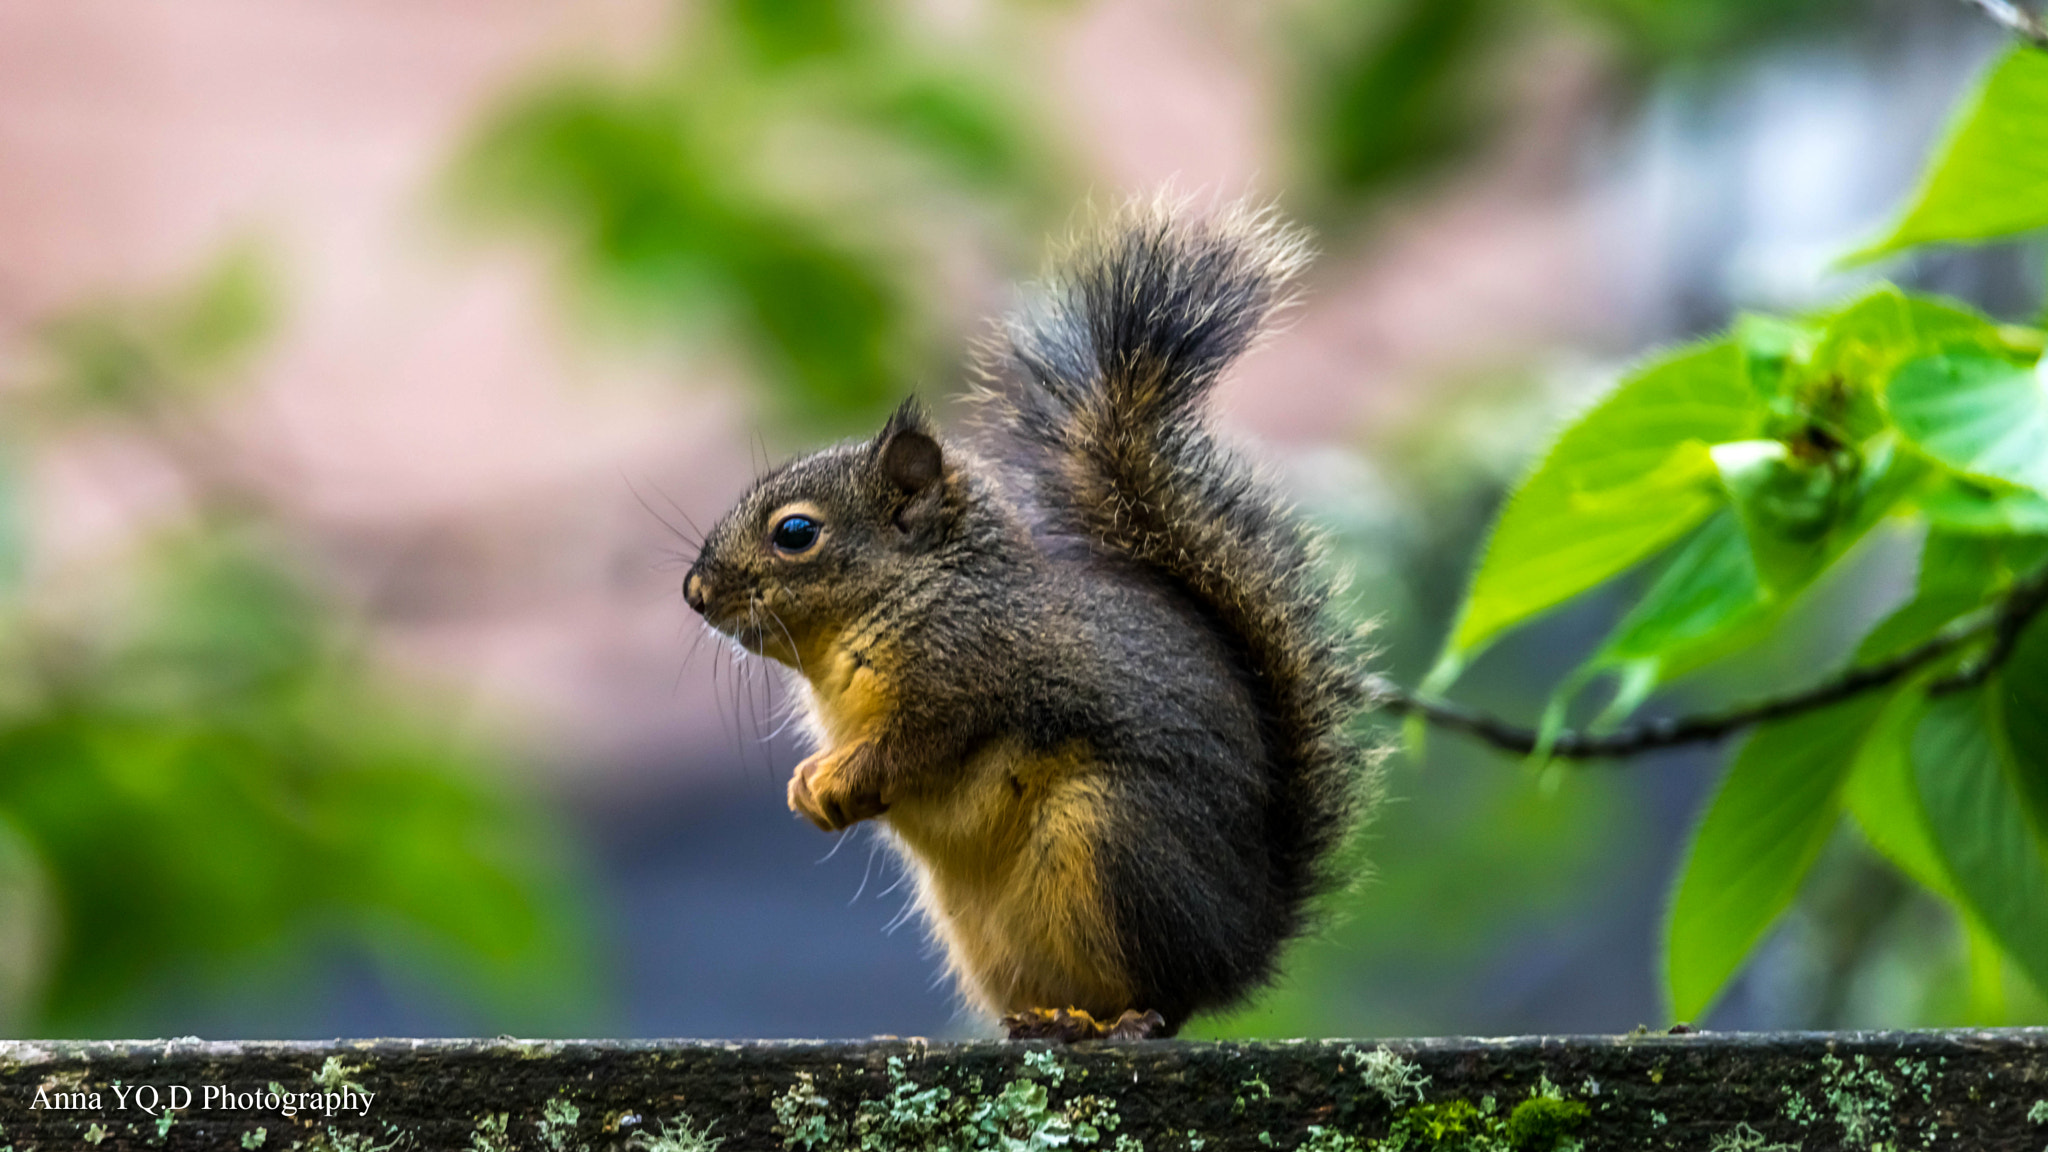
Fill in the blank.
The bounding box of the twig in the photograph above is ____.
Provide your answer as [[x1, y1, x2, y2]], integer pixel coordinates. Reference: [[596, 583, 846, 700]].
[[1369, 566, 2048, 760], [1930, 564, 2048, 692], [1958, 0, 2048, 47]]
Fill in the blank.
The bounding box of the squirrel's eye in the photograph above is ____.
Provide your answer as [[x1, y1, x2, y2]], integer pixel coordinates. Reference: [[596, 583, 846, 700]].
[[771, 514, 821, 554]]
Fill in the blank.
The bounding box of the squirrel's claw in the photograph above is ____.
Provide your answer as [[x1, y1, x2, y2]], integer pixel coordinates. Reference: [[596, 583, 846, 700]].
[[1002, 1006, 1167, 1043], [789, 744, 888, 831]]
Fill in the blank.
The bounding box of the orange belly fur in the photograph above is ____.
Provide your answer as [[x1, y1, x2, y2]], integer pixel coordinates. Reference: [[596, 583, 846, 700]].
[[881, 737, 1128, 1018], [796, 635, 1128, 1019]]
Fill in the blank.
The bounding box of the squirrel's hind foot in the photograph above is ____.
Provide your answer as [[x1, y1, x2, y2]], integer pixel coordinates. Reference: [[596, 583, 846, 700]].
[[1002, 1007, 1168, 1043]]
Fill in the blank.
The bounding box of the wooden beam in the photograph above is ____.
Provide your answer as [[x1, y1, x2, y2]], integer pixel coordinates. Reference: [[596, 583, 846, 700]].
[[4, 1030, 2047, 1149]]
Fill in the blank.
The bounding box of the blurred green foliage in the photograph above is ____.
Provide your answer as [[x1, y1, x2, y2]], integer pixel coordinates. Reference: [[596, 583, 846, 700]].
[[453, 0, 1878, 430], [0, 249, 590, 1034], [1284, 0, 1861, 219], [1289, 0, 1499, 205], [34, 245, 275, 416], [1568, 0, 1858, 67], [451, 0, 1062, 432]]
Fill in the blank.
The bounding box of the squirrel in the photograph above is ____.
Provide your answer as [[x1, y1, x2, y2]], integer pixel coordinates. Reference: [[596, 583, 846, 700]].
[[681, 202, 1377, 1040]]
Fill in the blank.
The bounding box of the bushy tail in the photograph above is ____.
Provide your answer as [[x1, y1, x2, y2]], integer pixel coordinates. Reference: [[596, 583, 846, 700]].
[[981, 200, 1375, 912]]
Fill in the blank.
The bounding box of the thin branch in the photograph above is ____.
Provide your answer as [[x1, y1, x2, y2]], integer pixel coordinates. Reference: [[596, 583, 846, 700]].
[[1369, 566, 2048, 760], [1959, 0, 2048, 47], [1930, 564, 2048, 692]]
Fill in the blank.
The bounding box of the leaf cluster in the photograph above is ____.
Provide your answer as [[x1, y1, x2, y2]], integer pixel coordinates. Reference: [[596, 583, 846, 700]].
[[448, 0, 1062, 432], [1426, 40, 2048, 1023]]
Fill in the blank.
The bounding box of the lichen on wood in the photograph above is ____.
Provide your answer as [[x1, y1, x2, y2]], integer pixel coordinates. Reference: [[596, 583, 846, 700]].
[[2, 1029, 2046, 1150]]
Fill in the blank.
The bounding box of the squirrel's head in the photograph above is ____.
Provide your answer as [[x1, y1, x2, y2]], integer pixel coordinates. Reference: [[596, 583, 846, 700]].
[[683, 399, 964, 671]]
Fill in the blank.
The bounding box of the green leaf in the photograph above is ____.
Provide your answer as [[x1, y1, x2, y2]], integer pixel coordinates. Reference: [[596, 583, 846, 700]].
[[1811, 561, 2000, 907], [1845, 685, 1953, 900], [1711, 439, 1842, 592], [1997, 615, 2048, 828], [1846, 539, 2048, 896], [1919, 476, 2048, 535], [1540, 292, 1956, 724], [1890, 349, 2048, 498], [1595, 509, 1765, 665], [1557, 509, 1772, 728], [1434, 339, 1755, 683], [1733, 313, 1815, 403], [1848, 550, 2030, 904], [1863, 597, 1974, 665], [1725, 432, 1922, 589], [1918, 527, 2048, 601], [1960, 913, 2015, 1024], [1443, 297, 1972, 699], [1855, 48, 2048, 259], [1810, 288, 2006, 393], [1914, 684, 2048, 998], [1811, 286, 1983, 380], [1665, 693, 1888, 1021], [1556, 436, 1920, 730]]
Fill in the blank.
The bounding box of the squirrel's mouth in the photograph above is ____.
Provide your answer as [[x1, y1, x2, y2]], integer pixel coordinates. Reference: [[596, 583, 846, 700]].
[[683, 571, 800, 663], [729, 620, 771, 655], [698, 603, 801, 664], [695, 607, 764, 653]]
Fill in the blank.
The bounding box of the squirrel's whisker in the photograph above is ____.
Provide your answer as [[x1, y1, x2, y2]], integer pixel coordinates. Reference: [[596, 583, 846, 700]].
[[881, 896, 922, 937], [737, 603, 769, 772], [705, 638, 737, 768], [763, 605, 805, 678], [870, 856, 912, 903], [814, 824, 855, 864], [760, 689, 805, 744], [654, 483, 708, 546], [746, 603, 810, 745], [848, 837, 885, 906], [624, 472, 704, 552]]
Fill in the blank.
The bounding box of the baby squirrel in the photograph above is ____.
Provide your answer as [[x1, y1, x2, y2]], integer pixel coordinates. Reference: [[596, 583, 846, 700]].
[[682, 203, 1376, 1040]]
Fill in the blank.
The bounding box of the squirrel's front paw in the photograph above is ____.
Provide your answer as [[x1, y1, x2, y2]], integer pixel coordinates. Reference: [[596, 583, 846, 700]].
[[788, 743, 888, 832]]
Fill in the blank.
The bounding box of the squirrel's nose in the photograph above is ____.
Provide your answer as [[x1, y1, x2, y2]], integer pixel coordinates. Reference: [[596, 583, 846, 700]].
[[683, 567, 711, 614]]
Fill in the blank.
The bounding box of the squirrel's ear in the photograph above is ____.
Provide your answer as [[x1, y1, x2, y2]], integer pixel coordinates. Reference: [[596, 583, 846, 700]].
[[876, 399, 943, 497]]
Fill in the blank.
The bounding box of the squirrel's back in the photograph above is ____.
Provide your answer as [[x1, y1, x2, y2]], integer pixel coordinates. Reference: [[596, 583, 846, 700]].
[[980, 202, 1377, 986]]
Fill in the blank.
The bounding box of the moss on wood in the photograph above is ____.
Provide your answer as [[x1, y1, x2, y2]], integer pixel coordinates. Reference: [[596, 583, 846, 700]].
[[0, 1030, 2045, 1150]]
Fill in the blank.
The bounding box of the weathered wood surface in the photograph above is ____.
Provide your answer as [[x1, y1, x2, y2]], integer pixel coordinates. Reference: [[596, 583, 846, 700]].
[[2, 1030, 2047, 1150]]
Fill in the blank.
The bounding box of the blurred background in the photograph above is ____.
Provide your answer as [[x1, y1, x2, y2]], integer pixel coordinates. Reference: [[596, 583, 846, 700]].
[[0, 0, 2039, 1040]]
